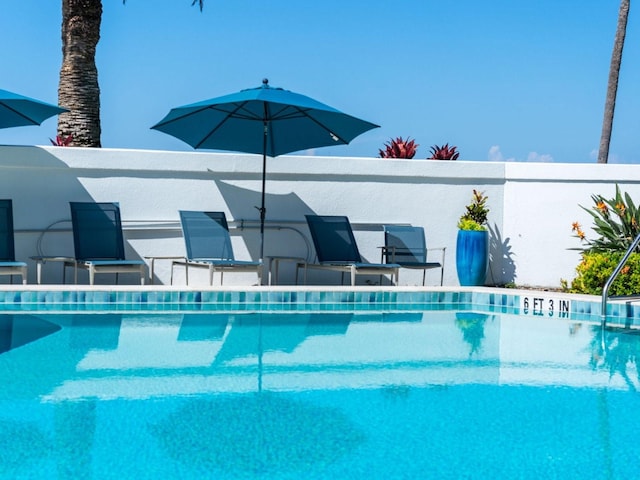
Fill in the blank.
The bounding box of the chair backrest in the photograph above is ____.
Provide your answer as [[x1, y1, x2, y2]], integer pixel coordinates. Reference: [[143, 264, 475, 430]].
[[70, 202, 126, 261], [305, 215, 362, 263], [384, 225, 427, 264], [0, 199, 16, 262], [179, 211, 235, 261]]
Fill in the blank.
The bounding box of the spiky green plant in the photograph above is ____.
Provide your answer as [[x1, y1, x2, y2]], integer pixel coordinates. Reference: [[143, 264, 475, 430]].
[[378, 137, 418, 159], [458, 190, 489, 230], [428, 143, 459, 160], [572, 184, 640, 253]]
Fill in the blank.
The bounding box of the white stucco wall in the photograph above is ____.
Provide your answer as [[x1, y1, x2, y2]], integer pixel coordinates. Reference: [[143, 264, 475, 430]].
[[0, 145, 637, 287]]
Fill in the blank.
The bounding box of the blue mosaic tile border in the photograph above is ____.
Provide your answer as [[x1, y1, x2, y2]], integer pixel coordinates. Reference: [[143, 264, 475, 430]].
[[0, 288, 635, 325]]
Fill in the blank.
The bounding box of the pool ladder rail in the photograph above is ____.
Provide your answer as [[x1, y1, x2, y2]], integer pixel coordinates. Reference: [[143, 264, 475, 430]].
[[601, 232, 640, 327]]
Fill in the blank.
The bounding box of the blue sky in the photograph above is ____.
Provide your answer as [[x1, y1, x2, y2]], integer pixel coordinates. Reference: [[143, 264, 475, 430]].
[[1, 0, 639, 163]]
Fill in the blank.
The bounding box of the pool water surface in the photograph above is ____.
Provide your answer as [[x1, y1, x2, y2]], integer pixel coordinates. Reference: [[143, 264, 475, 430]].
[[1, 310, 639, 479]]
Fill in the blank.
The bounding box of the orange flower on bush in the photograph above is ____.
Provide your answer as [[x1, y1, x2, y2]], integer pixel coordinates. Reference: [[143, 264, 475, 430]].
[[571, 221, 586, 240], [596, 201, 608, 214]]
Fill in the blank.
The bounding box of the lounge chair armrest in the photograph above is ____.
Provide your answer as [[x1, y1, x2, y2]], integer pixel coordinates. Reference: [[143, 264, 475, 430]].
[[427, 247, 446, 263], [378, 245, 397, 263]]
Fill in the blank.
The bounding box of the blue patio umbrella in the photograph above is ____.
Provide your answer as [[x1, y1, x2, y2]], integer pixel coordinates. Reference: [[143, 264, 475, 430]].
[[0, 88, 67, 130], [151, 79, 379, 261]]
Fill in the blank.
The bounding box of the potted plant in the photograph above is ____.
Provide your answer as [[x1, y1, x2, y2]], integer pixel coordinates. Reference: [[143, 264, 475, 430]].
[[456, 190, 490, 286]]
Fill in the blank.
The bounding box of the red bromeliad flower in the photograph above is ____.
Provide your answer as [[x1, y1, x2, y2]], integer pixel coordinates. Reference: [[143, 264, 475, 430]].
[[428, 143, 459, 160], [378, 137, 418, 159], [50, 134, 73, 147]]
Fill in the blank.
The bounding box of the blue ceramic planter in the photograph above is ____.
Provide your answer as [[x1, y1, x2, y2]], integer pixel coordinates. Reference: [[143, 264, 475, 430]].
[[456, 229, 488, 286]]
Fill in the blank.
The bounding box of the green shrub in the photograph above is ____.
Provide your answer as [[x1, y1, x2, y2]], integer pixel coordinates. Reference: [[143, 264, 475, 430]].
[[569, 251, 640, 295]]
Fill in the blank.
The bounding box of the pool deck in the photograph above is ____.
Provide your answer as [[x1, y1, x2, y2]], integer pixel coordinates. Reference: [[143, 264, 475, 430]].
[[0, 284, 637, 327]]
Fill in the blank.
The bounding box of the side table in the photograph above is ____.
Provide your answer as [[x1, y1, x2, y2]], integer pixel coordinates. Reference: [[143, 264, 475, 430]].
[[30, 256, 76, 285]]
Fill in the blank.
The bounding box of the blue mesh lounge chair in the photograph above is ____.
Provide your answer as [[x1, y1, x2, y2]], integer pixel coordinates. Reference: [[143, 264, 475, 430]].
[[299, 215, 400, 286], [382, 225, 445, 286], [67, 202, 147, 285], [0, 199, 27, 284], [172, 211, 262, 285]]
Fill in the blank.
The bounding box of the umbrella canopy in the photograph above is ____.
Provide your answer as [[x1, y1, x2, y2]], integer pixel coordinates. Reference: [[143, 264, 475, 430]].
[[0, 88, 67, 129], [151, 79, 379, 260]]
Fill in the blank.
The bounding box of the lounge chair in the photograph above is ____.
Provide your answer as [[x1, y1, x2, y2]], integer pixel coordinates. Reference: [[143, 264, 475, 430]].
[[382, 225, 445, 286], [298, 215, 400, 286], [66, 202, 147, 285], [0, 199, 27, 284], [171, 211, 262, 285]]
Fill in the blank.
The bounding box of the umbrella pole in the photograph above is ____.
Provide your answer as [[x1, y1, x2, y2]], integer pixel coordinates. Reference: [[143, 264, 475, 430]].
[[258, 121, 268, 263]]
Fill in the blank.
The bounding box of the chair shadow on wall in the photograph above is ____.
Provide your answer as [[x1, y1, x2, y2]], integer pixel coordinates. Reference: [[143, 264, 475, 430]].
[[488, 223, 515, 286]]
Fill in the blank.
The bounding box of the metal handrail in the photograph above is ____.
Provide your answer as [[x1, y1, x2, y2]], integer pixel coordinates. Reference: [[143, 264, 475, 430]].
[[601, 232, 640, 326]]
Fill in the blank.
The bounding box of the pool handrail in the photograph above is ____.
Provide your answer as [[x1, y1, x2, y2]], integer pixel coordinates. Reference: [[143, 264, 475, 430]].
[[601, 232, 640, 326]]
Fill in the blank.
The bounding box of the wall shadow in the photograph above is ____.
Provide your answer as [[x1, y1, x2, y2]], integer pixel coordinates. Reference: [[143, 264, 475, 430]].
[[214, 179, 316, 261], [488, 223, 515, 286], [214, 179, 316, 224], [0, 146, 148, 284]]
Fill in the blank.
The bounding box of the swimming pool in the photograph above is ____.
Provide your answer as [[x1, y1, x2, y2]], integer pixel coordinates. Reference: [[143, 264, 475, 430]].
[[1, 301, 639, 479]]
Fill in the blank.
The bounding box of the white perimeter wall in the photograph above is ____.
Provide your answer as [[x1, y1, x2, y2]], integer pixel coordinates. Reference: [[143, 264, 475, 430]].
[[1, 145, 637, 287]]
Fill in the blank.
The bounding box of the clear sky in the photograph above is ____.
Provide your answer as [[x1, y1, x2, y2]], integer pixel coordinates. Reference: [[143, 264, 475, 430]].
[[1, 0, 639, 163]]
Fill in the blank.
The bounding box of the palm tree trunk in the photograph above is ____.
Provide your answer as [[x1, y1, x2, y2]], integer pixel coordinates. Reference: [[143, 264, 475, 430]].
[[58, 0, 102, 147], [597, 0, 630, 164]]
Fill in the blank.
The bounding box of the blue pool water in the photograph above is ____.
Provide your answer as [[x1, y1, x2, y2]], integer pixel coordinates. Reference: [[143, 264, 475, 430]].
[[1, 309, 639, 479]]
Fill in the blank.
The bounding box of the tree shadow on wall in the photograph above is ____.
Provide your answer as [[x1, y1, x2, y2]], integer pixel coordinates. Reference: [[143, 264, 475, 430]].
[[487, 223, 515, 286]]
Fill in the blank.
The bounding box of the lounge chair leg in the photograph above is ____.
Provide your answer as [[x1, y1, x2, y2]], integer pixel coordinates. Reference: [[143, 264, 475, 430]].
[[89, 267, 95, 286], [350, 266, 356, 286], [422, 270, 426, 287]]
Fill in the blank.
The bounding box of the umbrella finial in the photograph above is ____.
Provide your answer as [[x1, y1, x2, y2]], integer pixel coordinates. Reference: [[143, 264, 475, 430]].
[[262, 78, 269, 87]]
